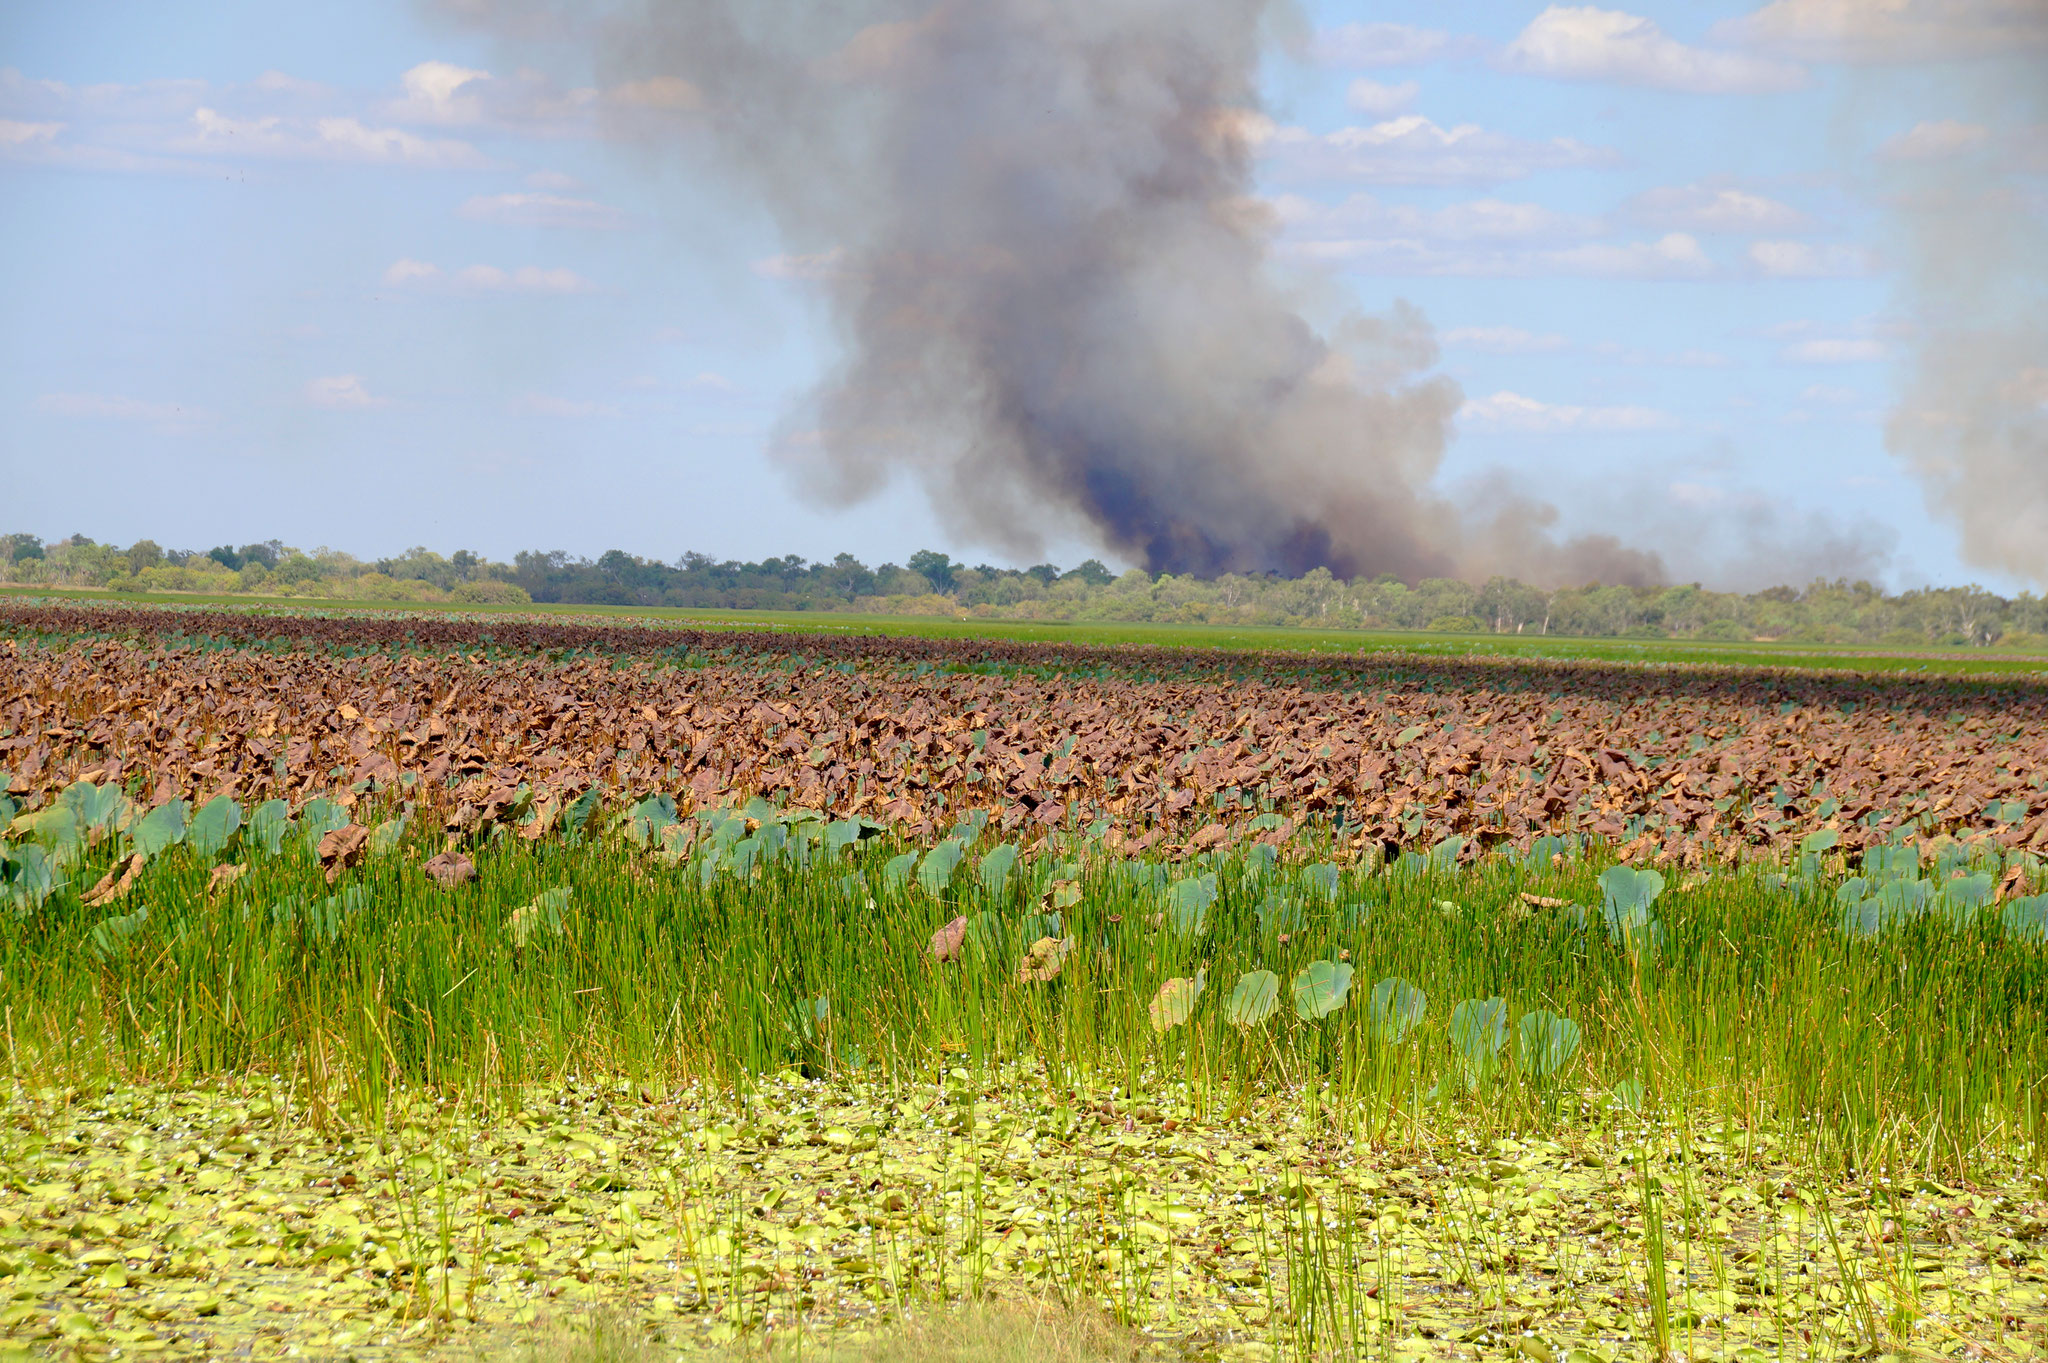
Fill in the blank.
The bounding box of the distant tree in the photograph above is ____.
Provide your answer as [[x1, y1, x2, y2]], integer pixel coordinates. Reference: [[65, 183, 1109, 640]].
[[907, 549, 957, 594], [1478, 576, 1547, 633], [822, 552, 875, 602], [237, 541, 284, 571], [1025, 563, 1061, 585], [125, 540, 164, 574], [207, 546, 243, 571], [1, 533, 43, 563], [1064, 559, 1114, 587], [272, 553, 326, 587]]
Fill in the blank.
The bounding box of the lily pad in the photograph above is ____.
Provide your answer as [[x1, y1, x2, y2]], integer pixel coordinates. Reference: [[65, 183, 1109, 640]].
[[1291, 960, 1354, 1020], [1225, 969, 1281, 1027], [185, 796, 244, 858], [1149, 971, 1206, 1033], [1516, 1009, 1582, 1079], [1368, 976, 1427, 1043]]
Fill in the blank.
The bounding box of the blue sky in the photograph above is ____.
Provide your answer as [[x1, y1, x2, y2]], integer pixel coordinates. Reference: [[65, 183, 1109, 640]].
[[3, 0, 2042, 590]]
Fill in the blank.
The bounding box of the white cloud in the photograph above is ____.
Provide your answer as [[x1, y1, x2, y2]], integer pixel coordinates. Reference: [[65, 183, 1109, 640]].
[[1313, 23, 1470, 67], [686, 372, 737, 392], [1626, 183, 1812, 233], [1783, 338, 1887, 362], [1261, 114, 1616, 186], [1278, 195, 1712, 278], [1800, 383, 1861, 403], [1501, 6, 1807, 92], [1747, 239, 1877, 277], [1591, 342, 1733, 366], [1345, 78, 1419, 116], [1460, 390, 1676, 432], [1713, 0, 2048, 63], [1541, 233, 1714, 278], [524, 169, 580, 190], [304, 375, 383, 409], [0, 119, 62, 145], [1443, 326, 1572, 354], [179, 107, 488, 167], [383, 259, 595, 293], [383, 258, 442, 286], [250, 70, 330, 99], [313, 115, 487, 167], [380, 62, 600, 137], [454, 264, 593, 293], [1881, 119, 1989, 160], [34, 392, 207, 427], [1275, 192, 1594, 243], [390, 61, 490, 124], [513, 393, 619, 418], [458, 191, 624, 229]]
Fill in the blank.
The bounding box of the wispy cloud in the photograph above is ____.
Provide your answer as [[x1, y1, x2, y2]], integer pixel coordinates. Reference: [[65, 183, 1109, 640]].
[[1460, 390, 1676, 432], [1881, 120, 1988, 160], [1713, 0, 2048, 63], [1313, 22, 1473, 67], [0, 119, 62, 145], [1500, 6, 1807, 93], [513, 393, 619, 417], [177, 107, 488, 167], [1747, 240, 1878, 278], [1590, 342, 1732, 367], [1345, 79, 1419, 117], [1442, 325, 1572, 355], [1625, 182, 1812, 234], [458, 191, 624, 229], [381, 259, 596, 293], [34, 391, 210, 429], [1259, 114, 1616, 187], [303, 375, 384, 409], [1281, 195, 1713, 279], [1783, 338, 1888, 363]]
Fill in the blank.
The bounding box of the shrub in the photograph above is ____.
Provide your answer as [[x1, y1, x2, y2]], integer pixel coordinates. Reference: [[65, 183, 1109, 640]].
[[451, 579, 533, 606]]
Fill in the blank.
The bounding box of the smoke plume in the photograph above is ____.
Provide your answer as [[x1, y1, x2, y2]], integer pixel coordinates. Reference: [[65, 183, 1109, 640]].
[[1851, 9, 2048, 587], [438, 0, 1689, 584], [1883, 131, 2048, 587]]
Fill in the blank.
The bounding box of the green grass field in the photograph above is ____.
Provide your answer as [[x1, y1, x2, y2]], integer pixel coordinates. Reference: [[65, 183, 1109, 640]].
[[4, 783, 2046, 1359], [7, 583, 2047, 678]]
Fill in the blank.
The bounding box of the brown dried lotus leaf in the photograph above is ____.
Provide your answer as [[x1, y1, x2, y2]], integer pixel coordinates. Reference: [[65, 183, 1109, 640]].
[[3, 599, 2037, 869], [317, 824, 370, 884], [82, 853, 145, 908], [423, 850, 477, 888], [1017, 935, 1073, 984], [929, 915, 968, 964], [207, 863, 246, 893], [1519, 893, 1569, 909]]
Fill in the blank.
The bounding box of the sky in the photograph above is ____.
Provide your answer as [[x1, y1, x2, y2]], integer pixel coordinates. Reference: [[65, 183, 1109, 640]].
[[2, 0, 2043, 591]]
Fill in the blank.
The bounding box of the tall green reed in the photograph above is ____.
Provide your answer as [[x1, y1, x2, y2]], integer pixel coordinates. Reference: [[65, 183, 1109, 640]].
[[2, 817, 2043, 1173]]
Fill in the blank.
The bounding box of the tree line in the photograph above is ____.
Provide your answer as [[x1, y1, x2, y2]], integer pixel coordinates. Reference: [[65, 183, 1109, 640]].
[[2, 531, 2041, 649]]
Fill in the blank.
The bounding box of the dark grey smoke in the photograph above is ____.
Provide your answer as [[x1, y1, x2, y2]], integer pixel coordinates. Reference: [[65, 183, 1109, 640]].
[[440, 0, 1681, 584]]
